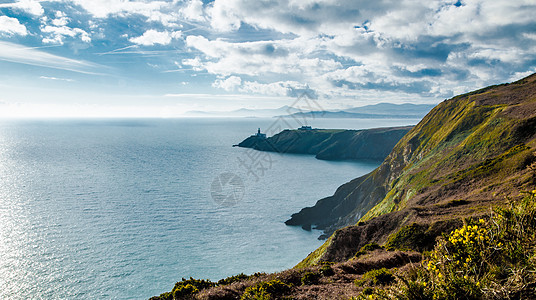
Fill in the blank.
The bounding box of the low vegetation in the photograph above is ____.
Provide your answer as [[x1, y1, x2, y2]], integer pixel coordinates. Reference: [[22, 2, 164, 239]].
[[240, 279, 292, 300], [354, 190, 536, 299], [355, 268, 396, 287], [151, 277, 215, 300]]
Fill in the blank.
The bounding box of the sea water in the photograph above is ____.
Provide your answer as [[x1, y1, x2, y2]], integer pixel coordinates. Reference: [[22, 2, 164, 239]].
[[0, 118, 419, 299]]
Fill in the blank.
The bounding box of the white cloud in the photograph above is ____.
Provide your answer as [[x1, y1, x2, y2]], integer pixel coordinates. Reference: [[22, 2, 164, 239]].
[[210, 75, 318, 98], [208, 0, 241, 32], [67, 0, 184, 28], [0, 41, 104, 75], [41, 25, 91, 44], [39, 76, 75, 82], [181, 0, 206, 22], [509, 69, 536, 82], [181, 56, 204, 71], [206, 0, 368, 35], [179, 0, 535, 99], [70, 0, 168, 18], [212, 76, 241, 91], [0, 0, 44, 16], [240, 80, 308, 97], [185, 35, 341, 78], [129, 30, 182, 46], [0, 16, 28, 36], [51, 11, 70, 26]]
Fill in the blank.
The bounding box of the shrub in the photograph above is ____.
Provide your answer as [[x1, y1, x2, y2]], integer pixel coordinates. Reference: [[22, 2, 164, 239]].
[[362, 287, 374, 295], [385, 223, 431, 251], [361, 243, 383, 252], [320, 264, 334, 277], [151, 291, 172, 300], [168, 277, 215, 299], [354, 243, 383, 258], [240, 279, 292, 300], [301, 271, 320, 285], [174, 277, 215, 291], [362, 190, 536, 299], [355, 268, 396, 286], [218, 273, 250, 285], [173, 284, 199, 299]]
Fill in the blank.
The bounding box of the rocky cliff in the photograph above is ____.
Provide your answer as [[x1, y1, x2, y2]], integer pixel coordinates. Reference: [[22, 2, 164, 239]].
[[287, 74, 536, 264], [237, 127, 413, 161], [151, 74, 536, 300]]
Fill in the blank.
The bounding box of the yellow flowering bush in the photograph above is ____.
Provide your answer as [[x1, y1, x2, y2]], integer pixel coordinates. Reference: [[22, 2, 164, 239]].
[[356, 190, 536, 300], [424, 219, 491, 299]]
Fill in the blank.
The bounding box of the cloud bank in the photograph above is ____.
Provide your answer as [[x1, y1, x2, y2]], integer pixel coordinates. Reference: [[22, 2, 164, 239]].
[[0, 0, 535, 105]]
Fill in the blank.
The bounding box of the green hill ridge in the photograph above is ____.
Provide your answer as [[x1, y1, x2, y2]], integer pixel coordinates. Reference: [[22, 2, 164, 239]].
[[289, 73, 536, 264], [151, 74, 536, 300]]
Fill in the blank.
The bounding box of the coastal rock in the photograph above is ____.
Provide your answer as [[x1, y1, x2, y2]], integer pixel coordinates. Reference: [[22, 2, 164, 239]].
[[237, 126, 413, 161]]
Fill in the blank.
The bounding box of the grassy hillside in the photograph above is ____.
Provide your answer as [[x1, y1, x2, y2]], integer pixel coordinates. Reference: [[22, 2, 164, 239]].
[[352, 190, 536, 299], [151, 74, 536, 299], [290, 73, 536, 264]]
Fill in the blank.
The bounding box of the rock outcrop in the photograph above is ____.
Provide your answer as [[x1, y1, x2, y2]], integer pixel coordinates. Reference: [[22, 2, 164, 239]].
[[237, 126, 413, 161]]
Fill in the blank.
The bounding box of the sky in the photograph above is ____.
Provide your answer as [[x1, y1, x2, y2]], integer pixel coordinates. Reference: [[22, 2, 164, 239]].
[[0, 0, 535, 118]]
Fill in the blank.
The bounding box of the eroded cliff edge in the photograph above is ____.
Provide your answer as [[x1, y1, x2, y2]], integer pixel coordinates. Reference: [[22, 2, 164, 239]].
[[287, 74, 536, 263]]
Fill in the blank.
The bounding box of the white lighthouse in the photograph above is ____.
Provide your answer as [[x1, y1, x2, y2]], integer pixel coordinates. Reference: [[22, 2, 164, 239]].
[[253, 128, 266, 139]]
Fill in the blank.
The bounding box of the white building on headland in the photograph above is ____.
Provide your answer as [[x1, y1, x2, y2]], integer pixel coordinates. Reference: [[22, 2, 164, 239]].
[[253, 128, 266, 139]]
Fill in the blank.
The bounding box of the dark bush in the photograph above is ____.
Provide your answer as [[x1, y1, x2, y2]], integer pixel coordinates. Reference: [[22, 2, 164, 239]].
[[240, 279, 292, 300], [354, 242, 384, 258], [320, 265, 334, 277], [173, 284, 198, 299], [167, 277, 216, 299], [301, 272, 321, 285], [218, 273, 250, 285], [385, 223, 431, 251], [356, 268, 396, 286], [362, 287, 374, 295]]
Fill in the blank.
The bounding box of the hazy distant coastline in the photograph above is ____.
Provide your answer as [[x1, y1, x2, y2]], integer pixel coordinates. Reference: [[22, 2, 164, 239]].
[[184, 103, 435, 118]]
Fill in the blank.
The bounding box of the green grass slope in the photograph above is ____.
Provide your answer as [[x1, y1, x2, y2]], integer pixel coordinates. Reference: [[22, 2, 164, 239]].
[[293, 73, 536, 265]]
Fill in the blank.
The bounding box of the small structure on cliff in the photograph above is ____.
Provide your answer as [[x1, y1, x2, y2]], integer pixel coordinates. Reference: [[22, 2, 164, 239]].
[[299, 125, 312, 130], [253, 128, 266, 139]]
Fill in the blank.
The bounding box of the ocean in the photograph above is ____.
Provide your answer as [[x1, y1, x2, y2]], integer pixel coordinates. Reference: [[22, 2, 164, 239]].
[[0, 117, 419, 299]]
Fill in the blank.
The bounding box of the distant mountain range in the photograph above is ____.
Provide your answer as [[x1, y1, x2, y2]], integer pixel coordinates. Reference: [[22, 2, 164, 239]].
[[280, 103, 436, 119], [184, 103, 436, 118], [183, 105, 302, 117]]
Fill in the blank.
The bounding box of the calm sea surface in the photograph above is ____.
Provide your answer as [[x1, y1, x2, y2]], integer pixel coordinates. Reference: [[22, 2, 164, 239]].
[[0, 117, 419, 299]]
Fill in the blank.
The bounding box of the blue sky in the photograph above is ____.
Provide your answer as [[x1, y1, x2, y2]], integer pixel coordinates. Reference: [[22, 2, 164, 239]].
[[0, 0, 535, 117]]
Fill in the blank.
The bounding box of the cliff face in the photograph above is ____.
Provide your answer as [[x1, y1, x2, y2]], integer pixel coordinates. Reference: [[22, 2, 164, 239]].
[[288, 74, 536, 264], [238, 127, 413, 161], [152, 75, 536, 300]]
